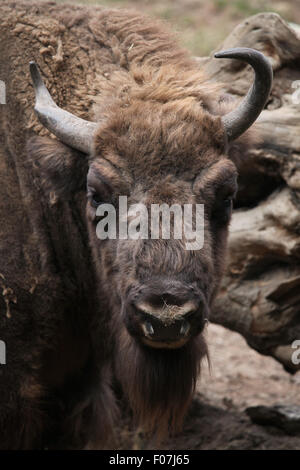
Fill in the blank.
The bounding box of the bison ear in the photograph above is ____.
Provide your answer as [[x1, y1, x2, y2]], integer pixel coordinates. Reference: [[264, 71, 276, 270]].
[[26, 135, 88, 201], [226, 127, 260, 169], [226, 127, 267, 207]]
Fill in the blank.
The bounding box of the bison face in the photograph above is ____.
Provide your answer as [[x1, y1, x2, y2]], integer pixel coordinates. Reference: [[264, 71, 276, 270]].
[[85, 101, 238, 352], [83, 103, 238, 436]]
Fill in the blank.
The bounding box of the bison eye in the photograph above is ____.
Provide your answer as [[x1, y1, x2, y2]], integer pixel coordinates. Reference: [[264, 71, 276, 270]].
[[211, 197, 233, 225], [223, 198, 232, 209], [221, 197, 233, 215], [90, 192, 103, 208]]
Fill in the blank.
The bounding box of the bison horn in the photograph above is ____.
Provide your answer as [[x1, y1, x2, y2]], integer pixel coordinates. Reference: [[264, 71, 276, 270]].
[[214, 47, 273, 141], [29, 62, 98, 154]]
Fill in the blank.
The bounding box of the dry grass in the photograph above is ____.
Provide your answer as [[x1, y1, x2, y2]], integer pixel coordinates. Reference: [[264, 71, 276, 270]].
[[44, 0, 300, 55]]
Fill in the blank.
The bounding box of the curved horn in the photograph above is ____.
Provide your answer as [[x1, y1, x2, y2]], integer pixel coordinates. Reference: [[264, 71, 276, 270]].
[[29, 61, 98, 154], [214, 48, 273, 141]]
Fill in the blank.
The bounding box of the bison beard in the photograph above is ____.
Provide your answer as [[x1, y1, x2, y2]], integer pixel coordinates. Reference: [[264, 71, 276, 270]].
[[115, 330, 208, 440]]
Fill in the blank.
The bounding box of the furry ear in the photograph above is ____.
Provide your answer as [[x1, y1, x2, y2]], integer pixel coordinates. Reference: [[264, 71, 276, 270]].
[[26, 135, 88, 201], [227, 127, 280, 208], [214, 94, 271, 207]]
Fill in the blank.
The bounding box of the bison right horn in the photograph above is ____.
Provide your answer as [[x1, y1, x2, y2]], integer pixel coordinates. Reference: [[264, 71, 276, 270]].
[[29, 61, 98, 154], [214, 47, 273, 142]]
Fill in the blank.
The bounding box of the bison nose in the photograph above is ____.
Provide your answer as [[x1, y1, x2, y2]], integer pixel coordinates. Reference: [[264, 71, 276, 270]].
[[124, 291, 206, 349]]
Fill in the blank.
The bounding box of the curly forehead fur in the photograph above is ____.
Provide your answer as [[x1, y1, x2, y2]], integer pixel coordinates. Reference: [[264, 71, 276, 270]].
[[92, 65, 226, 179]]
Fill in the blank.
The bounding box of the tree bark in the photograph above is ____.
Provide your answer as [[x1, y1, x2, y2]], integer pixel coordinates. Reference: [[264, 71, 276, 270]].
[[203, 13, 300, 372]]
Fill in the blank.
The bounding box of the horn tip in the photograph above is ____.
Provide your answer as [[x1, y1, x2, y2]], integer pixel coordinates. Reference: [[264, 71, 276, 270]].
[[29, 61, 38, 72], [29, 61, 41, 85], [214, 49, 241, 59]]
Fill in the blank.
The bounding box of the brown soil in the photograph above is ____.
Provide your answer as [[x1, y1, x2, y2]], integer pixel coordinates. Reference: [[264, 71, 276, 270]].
[[168, 324, 300, 450]]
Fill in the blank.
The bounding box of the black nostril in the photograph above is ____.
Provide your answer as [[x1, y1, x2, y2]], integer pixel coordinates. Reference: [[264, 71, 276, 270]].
[[141, 317, 187, 342]]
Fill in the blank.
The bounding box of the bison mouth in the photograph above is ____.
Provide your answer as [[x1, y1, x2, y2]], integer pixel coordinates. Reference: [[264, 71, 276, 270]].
[[123, 300, 207, 350], [141, 336, 190, 349]]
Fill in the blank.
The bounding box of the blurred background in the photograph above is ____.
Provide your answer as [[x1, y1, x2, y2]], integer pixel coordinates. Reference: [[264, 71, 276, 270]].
[[51, 0, 300, 55]]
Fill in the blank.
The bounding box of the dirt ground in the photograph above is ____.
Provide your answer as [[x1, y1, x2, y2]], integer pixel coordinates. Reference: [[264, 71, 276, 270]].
[[117, 324, 300, 450], [169, 324, 300, 450], [171, 324, 300, 450]]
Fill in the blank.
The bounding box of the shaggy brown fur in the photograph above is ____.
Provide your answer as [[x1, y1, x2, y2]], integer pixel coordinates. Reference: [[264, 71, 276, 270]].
[[0, 1, 254, 448]]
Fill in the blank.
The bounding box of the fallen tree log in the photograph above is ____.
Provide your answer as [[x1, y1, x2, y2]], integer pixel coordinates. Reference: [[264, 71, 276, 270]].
[[203, 13, 300, 372]]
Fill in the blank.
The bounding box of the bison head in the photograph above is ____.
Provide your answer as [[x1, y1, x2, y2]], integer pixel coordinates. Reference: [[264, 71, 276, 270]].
[[28, 48, 272, 438]]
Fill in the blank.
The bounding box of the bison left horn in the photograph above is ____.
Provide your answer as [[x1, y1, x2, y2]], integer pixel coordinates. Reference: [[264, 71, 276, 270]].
[[214, 47, 273, 141], [29, 61, 97, 154]]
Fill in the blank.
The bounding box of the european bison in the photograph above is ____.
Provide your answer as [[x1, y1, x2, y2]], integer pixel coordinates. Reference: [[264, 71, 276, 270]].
[[0, 1, 272, 448]]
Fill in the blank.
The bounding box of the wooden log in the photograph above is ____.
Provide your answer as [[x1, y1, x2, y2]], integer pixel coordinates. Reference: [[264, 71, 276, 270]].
[[203, 13, 300, 372]]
